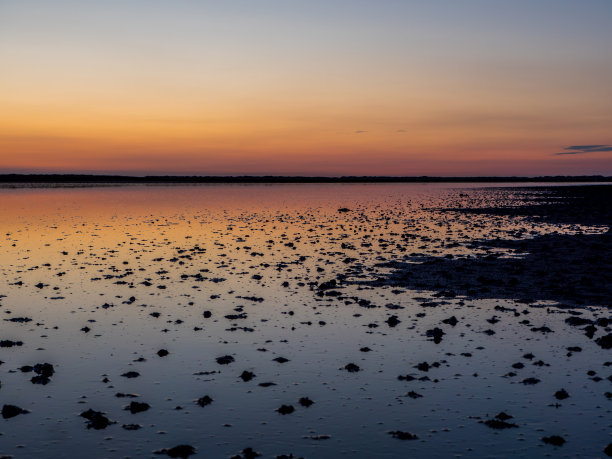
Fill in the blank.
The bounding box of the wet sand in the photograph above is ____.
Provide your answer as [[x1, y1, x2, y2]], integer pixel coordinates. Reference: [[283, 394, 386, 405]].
[[0, 183, 610, 458]]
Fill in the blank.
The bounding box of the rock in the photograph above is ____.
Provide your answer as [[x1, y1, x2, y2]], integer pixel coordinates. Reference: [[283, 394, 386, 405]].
[[442, 316, 458, 326], [2, 404, 29, 419], [389, 430, 418, 440], [554, 389, 569, 400], [522, 377, 540, 385], [235, 447, 261, 458], [122, 424, 142, 430], [416, 362, 430, 372], [0, 340, 23, 348], [31, 375, 51, 385], [483, 419, 518, 429], [121, 371, 140, 378], [157, 349, 169, 357], [34, 363, 54, 376], [584, 325, 597, 339], [239, 371, 255, 382], [565, 317, 593, 327], [595, 334, 612, 349], [216, 355, 234, 365], [426, 327, 445, 343], [276, 404, 295, 415], [318, 279, 337, 290], [344, 363, 360, 373], [80, 409, 114, 429], [258, 382, 276, 387], [154, 444, 196, 458], [196, 395, 213, 407], [272, 357, 289, 363], [604, 443, 612, 456], [125, 401, 150, 414], [495, 412, 513, 421], [542, 435, 565, 446], [385, 315, 400, 327], [298, 397, 314, 407], [5, 317, 32, 323], [482, 412, 518, 429]]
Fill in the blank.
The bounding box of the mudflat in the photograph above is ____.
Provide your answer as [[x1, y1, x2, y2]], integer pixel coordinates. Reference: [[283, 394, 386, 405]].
[[0, 183, 610, 458]]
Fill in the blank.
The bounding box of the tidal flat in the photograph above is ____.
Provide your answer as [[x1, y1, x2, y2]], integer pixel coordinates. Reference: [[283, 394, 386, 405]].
[[0, 183, 610, 458]]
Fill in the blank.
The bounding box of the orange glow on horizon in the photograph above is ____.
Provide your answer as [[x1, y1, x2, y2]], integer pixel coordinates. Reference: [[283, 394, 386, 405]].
[[1, 1, 611, 176]]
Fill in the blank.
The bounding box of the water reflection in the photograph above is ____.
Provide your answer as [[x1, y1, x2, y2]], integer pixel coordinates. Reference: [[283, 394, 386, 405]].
[[0, 183, 610, 458]]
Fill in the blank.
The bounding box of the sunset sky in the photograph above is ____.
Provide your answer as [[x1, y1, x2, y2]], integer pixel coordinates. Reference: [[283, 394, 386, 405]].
[[1, 1, 611, 176]]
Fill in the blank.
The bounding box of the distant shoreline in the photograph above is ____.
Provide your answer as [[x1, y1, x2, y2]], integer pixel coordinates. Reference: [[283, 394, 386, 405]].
[[0, 174, 610, 184]]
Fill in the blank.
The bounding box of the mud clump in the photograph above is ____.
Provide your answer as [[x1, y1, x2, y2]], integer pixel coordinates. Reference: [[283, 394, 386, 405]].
[[2, 404, 29, 419], [276, 404, 295, 415], [80, 409, 114, 429], [125, 401, 150, 414], [389, 430, 418, 440], [542, 435, 565, 446], [154, 444, 196, 458], [216, 355, 235, 365], [196, 395, 213, 407], [344, 363, 360, 373]]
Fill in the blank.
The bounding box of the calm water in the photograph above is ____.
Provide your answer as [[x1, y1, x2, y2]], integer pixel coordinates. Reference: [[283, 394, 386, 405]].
[[0, 183, 610, 458]]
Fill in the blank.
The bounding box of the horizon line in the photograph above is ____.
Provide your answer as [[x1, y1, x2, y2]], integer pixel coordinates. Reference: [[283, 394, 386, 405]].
[[0, 173, 611, 184]]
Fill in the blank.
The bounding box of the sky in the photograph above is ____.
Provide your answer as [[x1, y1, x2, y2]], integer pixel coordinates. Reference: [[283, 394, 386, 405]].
[[1, 0, 611, 176]]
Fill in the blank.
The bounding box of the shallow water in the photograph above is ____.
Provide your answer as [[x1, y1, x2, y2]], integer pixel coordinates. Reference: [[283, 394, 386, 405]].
[[0, 183, 610, 458]]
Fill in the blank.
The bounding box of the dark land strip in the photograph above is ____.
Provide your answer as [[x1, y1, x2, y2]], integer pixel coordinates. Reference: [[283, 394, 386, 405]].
[[0, 174, 610, 185]]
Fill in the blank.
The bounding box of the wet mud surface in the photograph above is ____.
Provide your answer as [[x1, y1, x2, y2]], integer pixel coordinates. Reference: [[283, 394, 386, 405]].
[[0, 183, 610, 458]]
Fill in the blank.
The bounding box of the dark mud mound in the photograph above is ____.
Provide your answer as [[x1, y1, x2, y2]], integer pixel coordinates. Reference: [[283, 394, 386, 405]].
[[359, 186, 612, 307], [444, 185, 612, 226], [369, 232, 611, 306]]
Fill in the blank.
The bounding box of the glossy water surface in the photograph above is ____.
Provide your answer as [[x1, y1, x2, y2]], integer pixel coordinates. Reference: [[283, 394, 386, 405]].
[[0, 183, 610, 458]]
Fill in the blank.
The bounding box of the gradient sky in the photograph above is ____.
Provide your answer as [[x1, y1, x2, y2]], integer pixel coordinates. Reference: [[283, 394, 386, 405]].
[[1, 0, 611, 176]]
